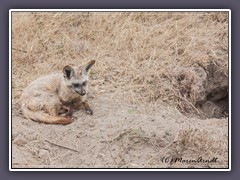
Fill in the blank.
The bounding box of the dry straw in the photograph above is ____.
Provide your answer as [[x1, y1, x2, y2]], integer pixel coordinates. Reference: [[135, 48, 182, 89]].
[[12, 12, 228, 112]]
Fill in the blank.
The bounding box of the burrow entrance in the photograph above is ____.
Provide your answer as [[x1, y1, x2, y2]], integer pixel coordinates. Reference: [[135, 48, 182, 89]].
[[174, 62, 228, 119], [197, 87, 228, 118]]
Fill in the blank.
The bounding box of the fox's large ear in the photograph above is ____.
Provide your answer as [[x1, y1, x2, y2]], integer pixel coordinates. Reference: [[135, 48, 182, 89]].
[[82, 60, 95, 75], [63, 65, 75, 79]]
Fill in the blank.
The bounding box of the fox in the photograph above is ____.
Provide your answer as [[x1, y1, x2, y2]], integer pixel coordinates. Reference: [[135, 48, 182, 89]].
[[20, 60, 95, 125]]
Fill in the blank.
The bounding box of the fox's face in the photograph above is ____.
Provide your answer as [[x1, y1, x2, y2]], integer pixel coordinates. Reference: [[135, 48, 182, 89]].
[[63, 60, 95, 96]]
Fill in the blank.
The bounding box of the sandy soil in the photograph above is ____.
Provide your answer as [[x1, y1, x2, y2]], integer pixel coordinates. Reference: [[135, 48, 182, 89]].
[[11, 93, 228, 169]]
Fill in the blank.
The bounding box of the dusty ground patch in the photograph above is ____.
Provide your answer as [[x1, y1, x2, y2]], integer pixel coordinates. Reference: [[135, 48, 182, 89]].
[[12, 94, 228, 168], [11, 11, 229, 169]]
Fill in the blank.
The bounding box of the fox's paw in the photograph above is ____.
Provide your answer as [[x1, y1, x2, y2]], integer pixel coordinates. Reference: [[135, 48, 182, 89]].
[[82, 101, 93, 115], [65, 107, 73, 117], [85, 109, 93, 115]]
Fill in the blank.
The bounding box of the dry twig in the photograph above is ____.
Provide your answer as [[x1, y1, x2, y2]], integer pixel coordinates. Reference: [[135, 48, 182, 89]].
[[45, 139, 79, 153]]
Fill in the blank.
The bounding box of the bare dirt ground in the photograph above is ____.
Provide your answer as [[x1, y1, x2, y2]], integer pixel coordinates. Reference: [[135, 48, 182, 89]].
[[11, 12, 229, 169], [12, 93, 228, 168]]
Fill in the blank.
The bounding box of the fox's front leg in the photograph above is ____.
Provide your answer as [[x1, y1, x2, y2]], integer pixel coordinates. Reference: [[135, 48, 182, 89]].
[[79, 95, 93, 115], [72, 98, 93, 115], [82, 101, 93, 115]]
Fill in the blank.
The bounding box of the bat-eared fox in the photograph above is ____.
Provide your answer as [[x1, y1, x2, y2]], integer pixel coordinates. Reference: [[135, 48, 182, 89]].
[[21, 60, 95, 125]]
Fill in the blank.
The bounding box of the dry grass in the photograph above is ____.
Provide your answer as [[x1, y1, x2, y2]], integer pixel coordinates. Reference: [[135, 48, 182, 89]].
[[99, 126, 228, 168], [12, 11, 228, 111], [167, 128, 228, 168]]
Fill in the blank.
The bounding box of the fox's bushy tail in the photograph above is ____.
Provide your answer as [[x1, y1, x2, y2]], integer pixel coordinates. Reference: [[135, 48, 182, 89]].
[[21, 106, 73, 125]]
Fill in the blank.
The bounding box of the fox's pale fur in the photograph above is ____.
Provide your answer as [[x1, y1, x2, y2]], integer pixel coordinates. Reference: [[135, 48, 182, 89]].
[[21, 60, 95, 125]]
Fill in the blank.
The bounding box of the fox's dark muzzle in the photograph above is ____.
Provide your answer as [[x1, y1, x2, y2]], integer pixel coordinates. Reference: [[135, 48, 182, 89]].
[[74, 86, 86, 96], [79, 92, 86, 96], [76, 90, 86, 96]]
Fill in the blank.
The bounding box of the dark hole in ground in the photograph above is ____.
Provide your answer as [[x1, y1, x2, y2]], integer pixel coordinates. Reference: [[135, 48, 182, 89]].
[[174, 63, 228, 119], [197, 87, 228, 119]]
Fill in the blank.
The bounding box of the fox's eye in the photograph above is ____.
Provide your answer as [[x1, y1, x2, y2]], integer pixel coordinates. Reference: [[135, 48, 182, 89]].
[[82, 81, 87, 86], [73, 83, 80, 88]]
